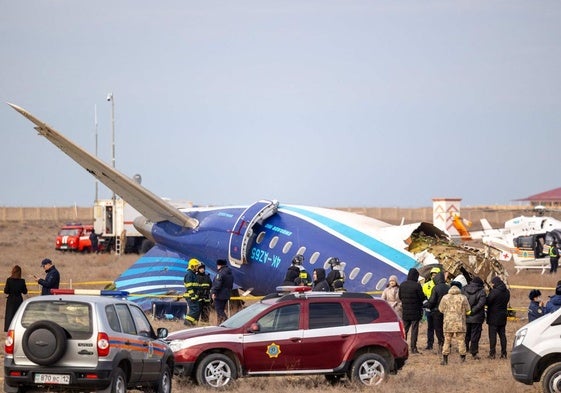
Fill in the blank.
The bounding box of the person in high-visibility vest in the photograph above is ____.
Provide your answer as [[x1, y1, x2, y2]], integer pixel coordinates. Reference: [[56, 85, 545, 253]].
[[422, 266, 441, 350], [549, 241, 560, 274], [183, 258, 201, 326]]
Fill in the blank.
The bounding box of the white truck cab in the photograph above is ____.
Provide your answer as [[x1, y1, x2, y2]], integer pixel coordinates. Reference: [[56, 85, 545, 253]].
[[511, 306, 561, 392]]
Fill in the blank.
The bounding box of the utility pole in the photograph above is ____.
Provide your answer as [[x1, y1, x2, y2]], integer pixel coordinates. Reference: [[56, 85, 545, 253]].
[[94, 104, 99, 201], [107, 93, 117, 253], [107, 93, 115, 171]]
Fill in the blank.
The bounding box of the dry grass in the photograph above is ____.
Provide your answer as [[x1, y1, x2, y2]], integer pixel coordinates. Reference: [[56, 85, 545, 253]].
[[0, 220, 550, 392]]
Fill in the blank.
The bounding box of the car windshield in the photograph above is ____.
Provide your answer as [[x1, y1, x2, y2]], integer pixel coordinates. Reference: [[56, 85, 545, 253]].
[[59, 229, 80, 236], [221, 301, 272, 328]]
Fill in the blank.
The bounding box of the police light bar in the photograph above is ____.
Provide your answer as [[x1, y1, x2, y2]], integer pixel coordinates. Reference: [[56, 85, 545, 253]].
[[50, 289, 129, 297], [275, 285, 312, 293]]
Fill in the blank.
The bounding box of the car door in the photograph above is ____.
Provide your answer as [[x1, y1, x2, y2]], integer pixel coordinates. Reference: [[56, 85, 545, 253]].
[[300, 301, 356, 369], [128, 304, 163, 381], [114, 304, 144, 382], [243, 303, 304, 372]]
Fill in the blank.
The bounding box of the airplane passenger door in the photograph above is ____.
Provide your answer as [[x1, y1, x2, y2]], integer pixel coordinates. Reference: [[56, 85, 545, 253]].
[[228, 200, 279, 268]]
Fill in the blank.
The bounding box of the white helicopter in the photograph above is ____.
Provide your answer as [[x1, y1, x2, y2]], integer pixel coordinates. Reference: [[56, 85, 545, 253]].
[[469, 206, 561, 273]]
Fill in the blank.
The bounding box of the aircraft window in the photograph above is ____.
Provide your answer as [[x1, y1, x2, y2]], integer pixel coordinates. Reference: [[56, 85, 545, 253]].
[[361, 272, 373, 286], [269, 236, 279, 249], [375, 277, 386, 290], [297, 246, 306, 255], [309, 252, 320, 265], [256, 231, 266, 245], [282, 242, 293, 254], [349, 267, 360, 280]]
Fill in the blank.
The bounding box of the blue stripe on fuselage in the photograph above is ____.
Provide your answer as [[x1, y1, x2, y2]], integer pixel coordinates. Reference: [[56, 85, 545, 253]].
[[280, 205, 416, 271], [118, 257, 186, 277]]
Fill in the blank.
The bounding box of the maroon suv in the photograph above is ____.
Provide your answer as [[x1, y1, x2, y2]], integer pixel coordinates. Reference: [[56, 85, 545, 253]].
[[167, 290, 408, 388]]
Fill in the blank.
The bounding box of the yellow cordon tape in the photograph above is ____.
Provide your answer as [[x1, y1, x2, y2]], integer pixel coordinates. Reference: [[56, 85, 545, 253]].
[[1, 282, 549, 318]]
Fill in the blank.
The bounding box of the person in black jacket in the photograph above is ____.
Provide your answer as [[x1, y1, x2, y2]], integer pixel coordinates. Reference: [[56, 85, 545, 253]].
[[34, 258, 60, 296], [486, 276, 510, 359], [4, 265, 27, 332], [462, 276, 487, 360], [311, 268, 331, 292], [196, 264, 213, 323], [528, 289, 544, 322], [282, 254, 309, 286], [398, 268, 425, 354], [89, 229, 99, 253], [426, 271, 449, 353], [211, 259, 234, 325], [326, 257, 345, 291]]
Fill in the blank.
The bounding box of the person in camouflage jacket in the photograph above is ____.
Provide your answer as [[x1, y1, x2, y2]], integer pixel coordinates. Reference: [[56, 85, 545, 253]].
[[438, 281, 471, 365]]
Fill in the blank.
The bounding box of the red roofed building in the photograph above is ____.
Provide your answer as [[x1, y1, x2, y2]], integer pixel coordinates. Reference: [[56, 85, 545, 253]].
[[515, 187, 561, 208]]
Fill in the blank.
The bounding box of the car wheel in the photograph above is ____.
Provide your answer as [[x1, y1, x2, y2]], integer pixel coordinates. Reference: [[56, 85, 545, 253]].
[[22, 320, 67, 366], [153, 364, 172, 393], [97, 367, 126, 393], [349, 353, 388, 386], [541, 362, 561, 393], [195, 353, 237, 388]]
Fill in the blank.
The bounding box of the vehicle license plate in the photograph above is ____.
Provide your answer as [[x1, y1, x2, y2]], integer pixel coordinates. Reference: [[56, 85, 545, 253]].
[[34, 373, 70, 384]]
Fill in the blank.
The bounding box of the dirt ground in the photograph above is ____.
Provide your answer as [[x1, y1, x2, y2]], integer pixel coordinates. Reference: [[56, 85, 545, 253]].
[[0, 220, 553, 392]]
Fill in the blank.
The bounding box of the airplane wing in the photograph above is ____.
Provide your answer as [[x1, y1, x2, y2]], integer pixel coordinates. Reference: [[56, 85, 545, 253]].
[[8, 103, 198, 229]]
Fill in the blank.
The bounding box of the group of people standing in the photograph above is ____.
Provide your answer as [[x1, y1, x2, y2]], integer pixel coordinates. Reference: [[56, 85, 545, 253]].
[[282, 254, 346, 292], [183, 258, 234, 326], [386, 266, 511, 364], [527, 280, 561, 322], [4, 258, 60, 331]]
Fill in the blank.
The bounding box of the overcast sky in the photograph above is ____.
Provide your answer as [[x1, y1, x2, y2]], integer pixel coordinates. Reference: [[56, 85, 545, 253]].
[[1, 1, 560, 208]]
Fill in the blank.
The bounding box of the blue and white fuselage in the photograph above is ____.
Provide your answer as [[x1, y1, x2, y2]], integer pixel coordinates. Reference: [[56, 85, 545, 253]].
[[115, 202, 444, 306]]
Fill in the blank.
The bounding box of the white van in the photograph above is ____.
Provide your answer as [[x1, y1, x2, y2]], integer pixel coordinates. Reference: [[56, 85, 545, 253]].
[[511, 306, 561, 392]]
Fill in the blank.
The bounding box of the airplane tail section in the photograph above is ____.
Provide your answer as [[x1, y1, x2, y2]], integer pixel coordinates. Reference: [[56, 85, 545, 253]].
[[451, 214, 472, 241], [480, 218, 493, 231], [112, 245, 218, 310]]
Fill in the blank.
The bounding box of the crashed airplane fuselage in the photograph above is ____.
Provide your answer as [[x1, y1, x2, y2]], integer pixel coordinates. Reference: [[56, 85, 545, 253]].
[[8, 103, 506, 307]]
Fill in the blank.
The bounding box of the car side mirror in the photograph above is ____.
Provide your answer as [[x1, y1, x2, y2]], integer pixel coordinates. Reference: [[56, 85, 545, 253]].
[[157, 327, 169, 339], [249, 323, 260, 333]]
